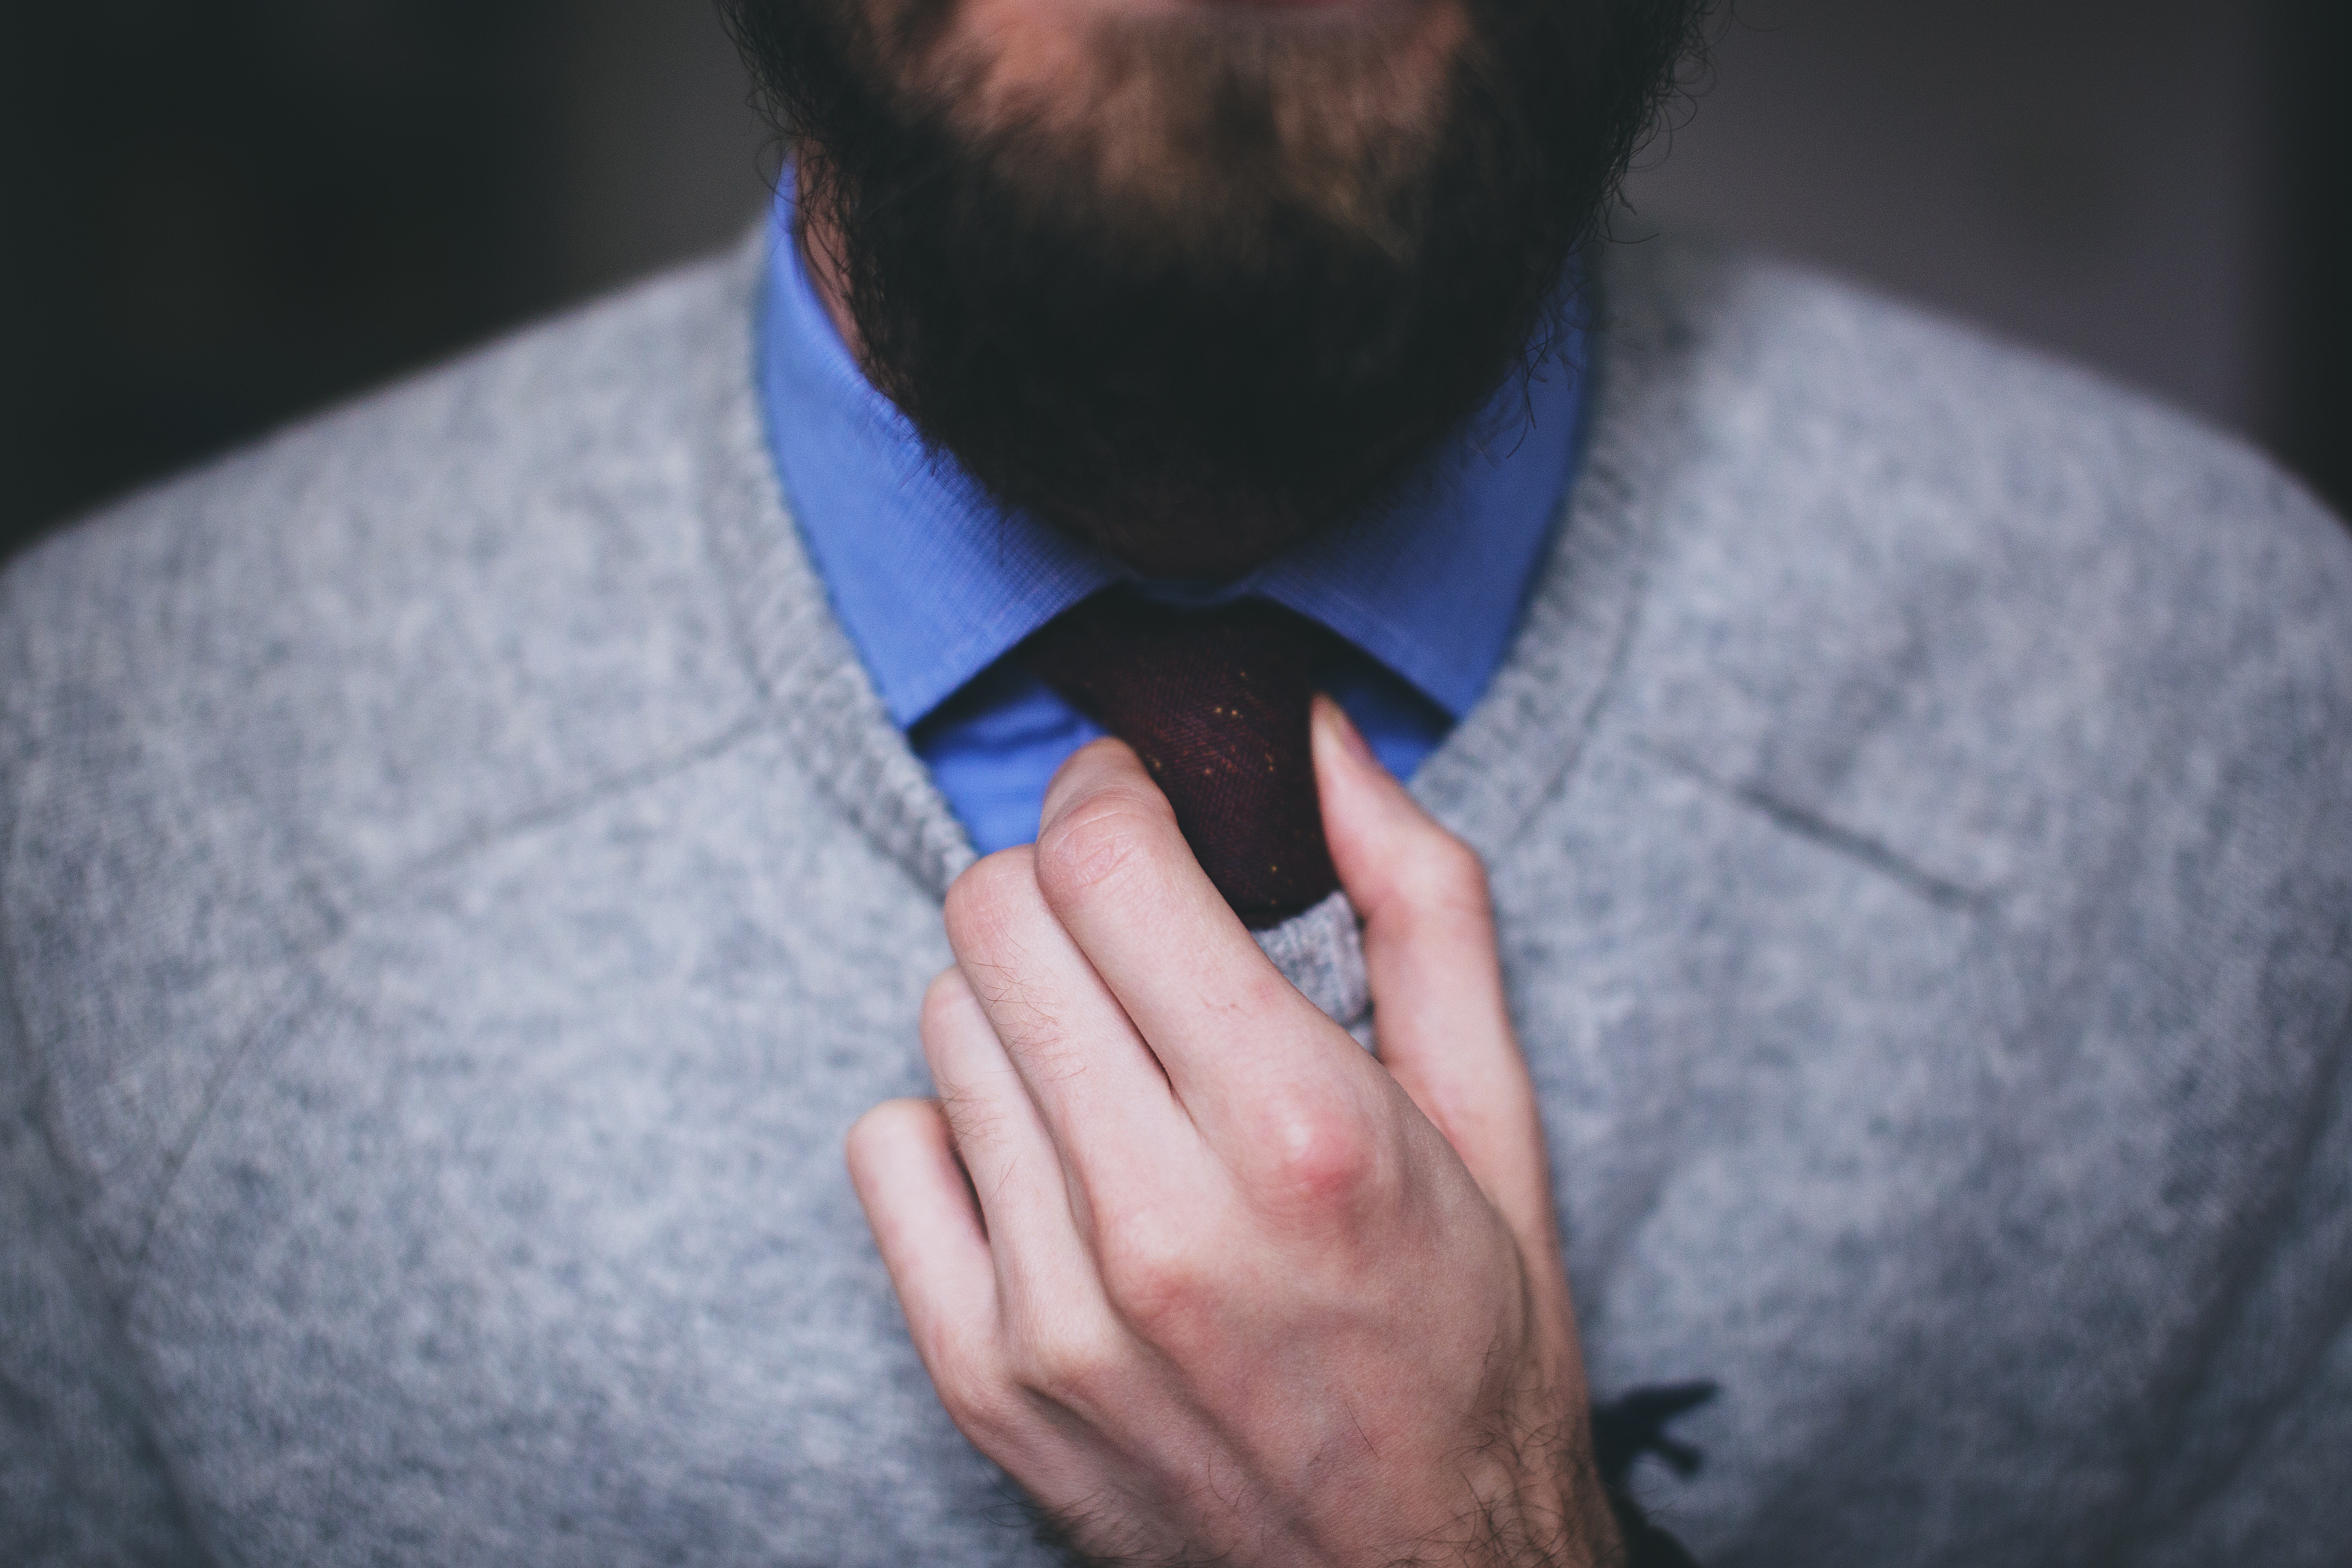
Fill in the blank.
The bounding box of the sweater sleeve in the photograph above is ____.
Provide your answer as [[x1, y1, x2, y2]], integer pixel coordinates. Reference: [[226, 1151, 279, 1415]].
[[2116, 482, 2352, 1565], [0, 584, 212, 1566], [2129, 1012, 2352, 1567]]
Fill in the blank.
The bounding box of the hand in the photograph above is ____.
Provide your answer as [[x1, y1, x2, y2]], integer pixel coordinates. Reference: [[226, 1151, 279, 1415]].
[[848, 697, 1619, 1568]]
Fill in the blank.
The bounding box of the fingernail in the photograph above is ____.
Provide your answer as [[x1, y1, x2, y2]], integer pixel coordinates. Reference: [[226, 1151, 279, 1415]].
[[1316, 693, 1377, 768]]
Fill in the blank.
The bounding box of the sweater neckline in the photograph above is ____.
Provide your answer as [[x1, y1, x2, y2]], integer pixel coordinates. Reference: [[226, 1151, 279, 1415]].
[[693, 227, 1700, 914]]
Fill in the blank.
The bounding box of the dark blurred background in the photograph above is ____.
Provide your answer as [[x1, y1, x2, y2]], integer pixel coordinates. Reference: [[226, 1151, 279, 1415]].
[[2, 0, 2344, 562]]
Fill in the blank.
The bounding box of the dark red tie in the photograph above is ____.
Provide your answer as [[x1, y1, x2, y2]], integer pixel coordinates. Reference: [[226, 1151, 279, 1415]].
[[1025, 590, 1342, 928]]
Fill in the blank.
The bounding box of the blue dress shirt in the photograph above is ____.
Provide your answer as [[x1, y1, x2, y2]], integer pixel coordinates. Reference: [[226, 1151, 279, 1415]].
[[757, 190, 1589, 854]]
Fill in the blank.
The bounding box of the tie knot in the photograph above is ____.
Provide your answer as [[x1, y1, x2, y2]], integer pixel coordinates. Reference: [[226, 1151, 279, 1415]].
[[1025, 590, 1341, 927]]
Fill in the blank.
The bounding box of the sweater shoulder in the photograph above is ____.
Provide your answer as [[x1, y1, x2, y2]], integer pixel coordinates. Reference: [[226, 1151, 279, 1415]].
[[2, 245, 769, 898], [0, 250, 775, 1286], [1598, 239, 2352, 917]]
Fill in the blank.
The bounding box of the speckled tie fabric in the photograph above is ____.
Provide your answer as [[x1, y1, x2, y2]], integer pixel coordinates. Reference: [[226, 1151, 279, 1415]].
[[1025, 589, 1342, 928]]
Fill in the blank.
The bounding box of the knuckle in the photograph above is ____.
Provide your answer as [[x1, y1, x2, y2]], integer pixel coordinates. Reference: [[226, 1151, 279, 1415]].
[[1015, 1314, 1129, 1408], [1249, 1090, 1383, 1212], [1096, 1218, 1211, 1335], [929, 1333, 1014, 1435], [942, 847, 1040, 952], [846, 1097, 923, 1167], [1398, 830, 1491, 914], [919, 969, 974, 1037], [1033, 788, 1175, 907]]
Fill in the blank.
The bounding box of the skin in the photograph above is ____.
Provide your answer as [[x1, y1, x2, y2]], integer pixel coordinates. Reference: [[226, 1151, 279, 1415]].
[[852, 0, 1468, 194], [848, 698, 1620, 1566]]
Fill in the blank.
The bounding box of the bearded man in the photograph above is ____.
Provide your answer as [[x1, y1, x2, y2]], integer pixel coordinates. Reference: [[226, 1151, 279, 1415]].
[[3, 0, 2348, 1560]]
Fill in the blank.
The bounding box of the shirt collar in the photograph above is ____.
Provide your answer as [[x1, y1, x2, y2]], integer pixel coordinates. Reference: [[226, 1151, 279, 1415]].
[[756, 189, 1588, 729]]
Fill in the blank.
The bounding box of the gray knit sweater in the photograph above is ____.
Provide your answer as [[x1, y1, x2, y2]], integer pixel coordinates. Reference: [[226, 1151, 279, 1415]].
[[3, 234, 2348, 1568]]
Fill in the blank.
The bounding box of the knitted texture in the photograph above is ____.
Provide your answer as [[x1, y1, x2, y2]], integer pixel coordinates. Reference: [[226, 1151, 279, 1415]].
[[3, 233, 2349, 1568], [1026, 590, 1341, 926]]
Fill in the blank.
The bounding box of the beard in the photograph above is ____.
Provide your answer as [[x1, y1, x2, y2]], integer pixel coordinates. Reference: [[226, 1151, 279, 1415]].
[[723, 0, 1708, 576]]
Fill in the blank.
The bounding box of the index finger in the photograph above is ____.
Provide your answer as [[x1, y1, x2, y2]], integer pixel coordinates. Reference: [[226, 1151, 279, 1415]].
[[1029, 739, 1375, 1145], [940, 846, 1196, 1220]]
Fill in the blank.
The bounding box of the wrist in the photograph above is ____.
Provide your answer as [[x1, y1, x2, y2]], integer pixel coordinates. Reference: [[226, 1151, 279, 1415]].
[[1442, 1418, 1698, 1568], [1425, 1431, 1623, 1568]]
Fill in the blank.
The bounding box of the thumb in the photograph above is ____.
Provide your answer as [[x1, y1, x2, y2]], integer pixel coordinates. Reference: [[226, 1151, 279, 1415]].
[[1310, 695, 1562, 1266]]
